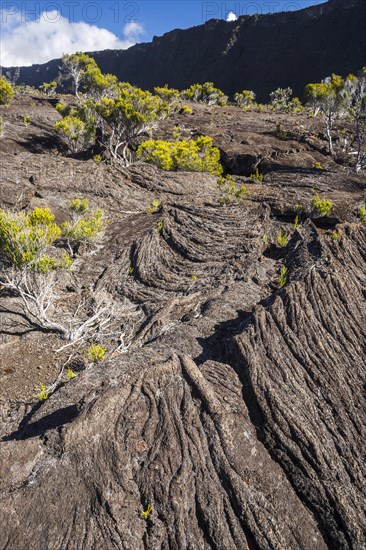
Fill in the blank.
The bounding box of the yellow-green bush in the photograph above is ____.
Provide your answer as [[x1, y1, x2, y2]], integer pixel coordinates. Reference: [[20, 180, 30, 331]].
[[61, 198, 105, 245], [182, 82, 227, 106], [0, 77, 14, 105], [0, 207, 61, 269], [312, 192, 333, 216], [137, 136, 223, 176], [86, 343, 107, 363]]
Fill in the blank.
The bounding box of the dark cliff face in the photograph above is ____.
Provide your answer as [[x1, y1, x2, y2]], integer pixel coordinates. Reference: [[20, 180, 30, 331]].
[[2, 0, 365, 100]]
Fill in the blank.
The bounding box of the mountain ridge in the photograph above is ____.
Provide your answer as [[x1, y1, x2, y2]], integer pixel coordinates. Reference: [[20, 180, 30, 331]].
[[1, 0, 365, 100]]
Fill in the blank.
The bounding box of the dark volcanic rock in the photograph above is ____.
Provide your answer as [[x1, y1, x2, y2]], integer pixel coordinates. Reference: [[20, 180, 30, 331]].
[[0, 94, 366, 549], [2, 0, 366, 101]]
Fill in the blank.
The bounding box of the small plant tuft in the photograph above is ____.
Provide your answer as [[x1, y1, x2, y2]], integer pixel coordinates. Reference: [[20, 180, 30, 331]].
[[358, 206, 366, 224], [147, 200, 162, 214], [141, 504, 153, 521], [313, 161, 324, 170], [36, 384, 49, 401], [93, 153, 103, 164], [312, 192, 333, 217], [86, 343, 107, 364], [66, 367, 77, 380], [273, 122, 287, 140], [278, 265, 288, 288], [277, 230, 289, 247], [250, 168, 264, 183]]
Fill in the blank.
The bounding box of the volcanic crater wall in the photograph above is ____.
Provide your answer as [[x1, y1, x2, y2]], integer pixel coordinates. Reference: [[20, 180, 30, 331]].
[[2, 0, 366, 101]]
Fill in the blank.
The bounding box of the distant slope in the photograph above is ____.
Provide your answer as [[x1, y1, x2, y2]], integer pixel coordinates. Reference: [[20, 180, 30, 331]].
[[2, 0, 365, 101]]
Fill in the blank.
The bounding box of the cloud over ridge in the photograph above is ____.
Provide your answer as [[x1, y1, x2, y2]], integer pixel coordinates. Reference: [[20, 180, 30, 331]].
[[0, 10, 144, 67]]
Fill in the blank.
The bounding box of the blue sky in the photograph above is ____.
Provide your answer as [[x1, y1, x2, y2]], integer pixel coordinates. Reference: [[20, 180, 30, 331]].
[[0, 0, 327, 66]]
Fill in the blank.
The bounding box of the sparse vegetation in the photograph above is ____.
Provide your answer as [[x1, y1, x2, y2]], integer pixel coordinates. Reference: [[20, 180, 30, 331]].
[[217, 175, 248, 205], [61, 198, 106, 251], [274, 122, 287, 140], [147, 200, 162, 214], [312, 192, 333, 216], [278, 265, 288, 288], [313, 161, 324, 170], [250, 168, 264, 182], [277, 230, 289, 247]]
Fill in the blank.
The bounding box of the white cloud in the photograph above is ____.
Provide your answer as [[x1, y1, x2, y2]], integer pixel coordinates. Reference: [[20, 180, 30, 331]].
[[0, 10, 145, 67], [226, 12, 238, 22]]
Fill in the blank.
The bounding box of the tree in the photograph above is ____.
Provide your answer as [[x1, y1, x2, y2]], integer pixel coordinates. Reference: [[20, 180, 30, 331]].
[[61, 52, 95, 99], [95, 86, 168, 164], [0, 76, 14, 105], [345, 68, 366, 172], [61, 52, 118, 101], [305, 74, 347, 156]]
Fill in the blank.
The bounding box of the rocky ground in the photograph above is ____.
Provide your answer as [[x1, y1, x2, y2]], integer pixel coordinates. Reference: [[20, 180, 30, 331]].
[[0, 95, 365, 549]]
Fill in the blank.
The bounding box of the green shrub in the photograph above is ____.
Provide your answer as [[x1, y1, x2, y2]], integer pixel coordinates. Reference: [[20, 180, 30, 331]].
[[54, 115, 95, 155], [312, 192, 333, 216], [234, 90, 256, 109], [0, 77, 14, 105], [85, 343, 107, 364], [23, 115, 31, 126], [313, 161, 324, 170], [331, 229, 342, 240], [154, 84, 180, 102], [269, 87, 293, 111], [181, 105, 193, 115], [137, 136, 223, 176], [68, 197, 89, 215], [0, 207, 61, 269], [182, 82, 228, 106], [39, 81, 57, 96], [61, 206, 105, 246]]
